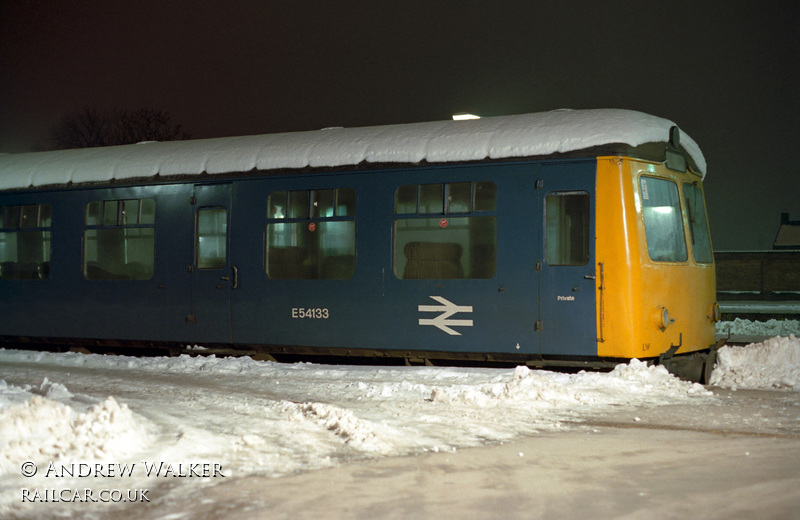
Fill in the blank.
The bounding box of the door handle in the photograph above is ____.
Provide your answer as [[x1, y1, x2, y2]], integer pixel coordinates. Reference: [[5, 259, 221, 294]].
[[232, 266, 238, 290], [584, 275, 596, 280]]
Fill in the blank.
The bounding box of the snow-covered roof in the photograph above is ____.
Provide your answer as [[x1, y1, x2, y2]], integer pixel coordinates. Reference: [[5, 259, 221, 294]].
[[0, 109, 705, 191]]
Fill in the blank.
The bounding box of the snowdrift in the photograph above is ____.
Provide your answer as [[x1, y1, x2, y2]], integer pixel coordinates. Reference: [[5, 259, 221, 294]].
[[711, 335, 800, 390]]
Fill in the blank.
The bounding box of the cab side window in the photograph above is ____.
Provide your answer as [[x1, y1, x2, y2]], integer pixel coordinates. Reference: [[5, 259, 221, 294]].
[[683, 184, 713, 263]]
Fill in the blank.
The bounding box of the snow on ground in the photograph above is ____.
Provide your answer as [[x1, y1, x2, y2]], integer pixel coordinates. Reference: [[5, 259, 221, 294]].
[[0, 322, 798, 516], [0, 349, 713, 514], [712, 319, 800, 390], [710, 335, 800, 390], [0, 351, 709, 478]]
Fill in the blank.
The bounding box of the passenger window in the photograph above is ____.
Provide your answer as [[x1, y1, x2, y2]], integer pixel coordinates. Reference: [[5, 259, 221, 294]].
[[545, 192, 590, 266], [446, 182, 471, 213], [335, 188, 356, 217], [640, 177, 687, 262], [473, 182, 497, 211], [394, 181, 497, 279], [121, 199, 141, 225], [0, 204, 52, 280], [395, 185, 417, 214], [140, 199, 156, 224], [288, 191, 309, 219], [311, 189, 335, 219], [268, 191, 287, 219], [266, 188, 356, 279], [683, 184, 713, 263], [20, 205, 40, 228], [196, 208, 227, 270], [419, 184, 444, 214], [103, 200, 118, 226], [83, 199, 155, 280]]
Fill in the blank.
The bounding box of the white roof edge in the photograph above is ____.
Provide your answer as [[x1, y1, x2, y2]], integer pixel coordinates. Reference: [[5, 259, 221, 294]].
[[0, 109, 706, 190]]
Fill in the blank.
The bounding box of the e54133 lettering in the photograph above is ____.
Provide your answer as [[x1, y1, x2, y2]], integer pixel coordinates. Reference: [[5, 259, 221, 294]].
[[291, 308, 330, 319]]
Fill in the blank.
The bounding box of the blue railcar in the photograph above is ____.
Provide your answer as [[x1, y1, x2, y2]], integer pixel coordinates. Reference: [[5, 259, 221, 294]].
[[0, 110, 718, 373]]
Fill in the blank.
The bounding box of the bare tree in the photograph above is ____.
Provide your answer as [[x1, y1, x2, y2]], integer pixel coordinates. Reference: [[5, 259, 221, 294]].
[[49, 106, 112, 149], [113, 108, 191, 145], [49, 107, 190, 149]]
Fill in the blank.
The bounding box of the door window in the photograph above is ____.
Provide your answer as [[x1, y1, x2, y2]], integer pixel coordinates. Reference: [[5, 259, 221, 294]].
[[545, 192, 589, 266], [196, 207, 227, 269]]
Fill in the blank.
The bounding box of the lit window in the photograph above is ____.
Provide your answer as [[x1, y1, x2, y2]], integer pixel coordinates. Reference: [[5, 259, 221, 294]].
[[0, 204, 51, 280], [83, 199, 155, 280], [266, 188, 356, 279], [640, 177, 687, 262], [196, 208, 227, 269], [394, 181, 496, 279]]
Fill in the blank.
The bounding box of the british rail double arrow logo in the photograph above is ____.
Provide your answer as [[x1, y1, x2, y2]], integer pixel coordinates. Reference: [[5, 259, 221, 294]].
[[418, 296, 474, 335]]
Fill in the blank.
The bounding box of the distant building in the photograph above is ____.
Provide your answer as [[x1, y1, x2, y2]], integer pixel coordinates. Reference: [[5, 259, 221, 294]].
[[773, 213, 800, 250]]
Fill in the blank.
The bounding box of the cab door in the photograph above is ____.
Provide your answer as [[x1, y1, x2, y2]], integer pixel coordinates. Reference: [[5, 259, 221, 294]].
[[189, 184, 234, 343], [537, 164, 597, 355]]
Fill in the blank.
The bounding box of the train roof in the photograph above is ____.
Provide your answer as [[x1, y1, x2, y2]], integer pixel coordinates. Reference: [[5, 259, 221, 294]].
[[0, 108, 705, 191]]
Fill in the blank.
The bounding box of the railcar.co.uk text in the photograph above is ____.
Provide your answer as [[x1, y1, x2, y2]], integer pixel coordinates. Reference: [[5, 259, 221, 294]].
[[19, 460, 226, 504]]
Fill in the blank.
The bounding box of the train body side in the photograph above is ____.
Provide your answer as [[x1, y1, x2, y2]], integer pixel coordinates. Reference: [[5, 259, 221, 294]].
[[0, 184, 193, 342], [0, 155, 716, 364], [223, 159, 599, 358]]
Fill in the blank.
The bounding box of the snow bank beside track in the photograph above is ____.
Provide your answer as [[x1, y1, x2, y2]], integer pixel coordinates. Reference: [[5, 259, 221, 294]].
[[711, 335, 800, 390]]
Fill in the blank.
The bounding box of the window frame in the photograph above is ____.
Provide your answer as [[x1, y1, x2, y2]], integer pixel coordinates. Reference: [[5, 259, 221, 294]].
[[544, 191, 590, 266], [195, 206, 228, 270], [639, 176, 688, 263], [265, 187, 357, 280], [393, 181, 497, 280], [682, 182, 714, 264], [0, 204, 52, 281], [82, 198, 156, 281]]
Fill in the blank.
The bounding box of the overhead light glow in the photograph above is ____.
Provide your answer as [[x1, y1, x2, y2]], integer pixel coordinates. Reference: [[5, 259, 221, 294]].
[[452, 113, 481, 121]]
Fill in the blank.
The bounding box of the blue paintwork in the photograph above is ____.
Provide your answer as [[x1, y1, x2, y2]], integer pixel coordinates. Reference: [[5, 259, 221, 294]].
[[536, 162, 598, 355], [0, 158, 598, 357]]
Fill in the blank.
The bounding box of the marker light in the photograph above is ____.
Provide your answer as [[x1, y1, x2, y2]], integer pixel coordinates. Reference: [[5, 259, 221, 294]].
[[658, 307, 670, 331], [711, 302, 721, 322]]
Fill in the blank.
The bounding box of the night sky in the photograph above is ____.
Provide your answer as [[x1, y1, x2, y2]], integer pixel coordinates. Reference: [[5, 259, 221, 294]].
[[1, 1, 797, 250]]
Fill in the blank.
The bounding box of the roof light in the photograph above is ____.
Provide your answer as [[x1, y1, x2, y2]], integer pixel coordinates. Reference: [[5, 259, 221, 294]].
[[452, 113, 481, 121]]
